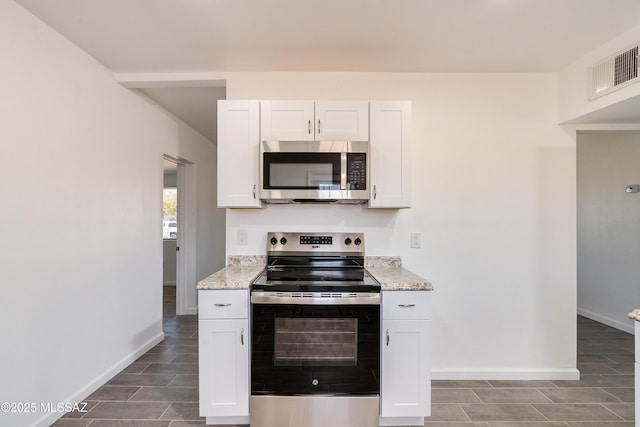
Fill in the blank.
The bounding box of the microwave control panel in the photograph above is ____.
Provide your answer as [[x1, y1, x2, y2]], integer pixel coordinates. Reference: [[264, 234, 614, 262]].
[[347, 153, 367, 190]]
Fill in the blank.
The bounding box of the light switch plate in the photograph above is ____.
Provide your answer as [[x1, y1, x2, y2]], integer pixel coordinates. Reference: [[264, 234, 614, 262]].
[[237, 229, 248, 245], [411, 232, 421, 248]]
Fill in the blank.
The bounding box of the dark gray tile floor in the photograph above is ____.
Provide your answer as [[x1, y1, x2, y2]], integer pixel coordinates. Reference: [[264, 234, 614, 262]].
[[426, 315, 635, 426], [52, 290, 635, 426]]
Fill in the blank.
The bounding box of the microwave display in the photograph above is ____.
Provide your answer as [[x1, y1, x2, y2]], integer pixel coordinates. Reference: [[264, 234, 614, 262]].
[[347, 153, 366, 190]]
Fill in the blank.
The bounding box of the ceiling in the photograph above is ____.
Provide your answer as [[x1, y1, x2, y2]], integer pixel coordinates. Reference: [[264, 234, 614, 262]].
[[14, 0, 640, 140], [139, 86, 225, 143]]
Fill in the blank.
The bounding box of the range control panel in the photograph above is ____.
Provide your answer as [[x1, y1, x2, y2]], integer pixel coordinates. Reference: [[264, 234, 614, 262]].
[[267, 232, 365, 254], [300, 235, 333, 245]]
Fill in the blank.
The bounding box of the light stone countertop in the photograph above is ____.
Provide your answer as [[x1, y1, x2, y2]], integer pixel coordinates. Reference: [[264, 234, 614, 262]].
[[197, 265, 264, 290], [628, 309, 640, 322], [367, 266, 433, 291], [197, 255, 266, 290], [197, 255, 433, 291]]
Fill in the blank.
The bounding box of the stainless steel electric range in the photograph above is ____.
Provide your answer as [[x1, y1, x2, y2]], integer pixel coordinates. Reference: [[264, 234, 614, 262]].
[[250, 232, 381, 427]]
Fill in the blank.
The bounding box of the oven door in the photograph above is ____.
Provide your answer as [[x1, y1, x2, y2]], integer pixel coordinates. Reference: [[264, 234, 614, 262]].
[[251, 292, 380, 396]]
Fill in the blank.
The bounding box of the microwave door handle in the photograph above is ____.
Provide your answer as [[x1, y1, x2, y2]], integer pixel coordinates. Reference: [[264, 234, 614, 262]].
[[340, 152, 347, 190]]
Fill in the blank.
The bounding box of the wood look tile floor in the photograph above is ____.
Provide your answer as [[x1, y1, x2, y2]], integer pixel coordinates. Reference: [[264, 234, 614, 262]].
[[52, 289, 635, 426]]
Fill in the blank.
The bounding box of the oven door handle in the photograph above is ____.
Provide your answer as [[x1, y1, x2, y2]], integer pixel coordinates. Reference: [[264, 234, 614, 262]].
[[250, 291, 380, 305]]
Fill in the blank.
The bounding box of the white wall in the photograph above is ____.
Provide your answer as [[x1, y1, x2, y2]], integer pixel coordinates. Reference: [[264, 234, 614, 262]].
[[558, 24, 640, 124], [577, 131, 640, 333], [222, 72, 578, 379], [0, 2, 224, 426]]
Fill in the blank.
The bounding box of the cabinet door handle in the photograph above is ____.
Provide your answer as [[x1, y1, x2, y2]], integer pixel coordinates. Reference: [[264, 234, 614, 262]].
[[399, 304, 416, 308], [373, 185, 377, 200], [308, 120, 311, 134], [252, 184, 256, 199], [317, 119, 321, 134], [241, 328, 245, 346], [214, 303, 231, 307], [386, 329, 389, 346]]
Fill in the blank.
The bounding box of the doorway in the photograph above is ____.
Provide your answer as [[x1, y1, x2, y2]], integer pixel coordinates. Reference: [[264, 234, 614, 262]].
[[163, 158, 179, 317], [162, 155, 198, 316], [576, 130, 640, 334]]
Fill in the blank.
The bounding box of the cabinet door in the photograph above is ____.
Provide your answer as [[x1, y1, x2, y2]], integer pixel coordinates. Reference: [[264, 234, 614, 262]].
[[217, 100, 261, 208], [636, 323, 639, 427], [199, 319, 249, 417], [315, 101, 369, 141], [369, 101, 411, 208], [381, 319, 430, 418], [635, 362, 639, 427], [261, 100, 315, 141]]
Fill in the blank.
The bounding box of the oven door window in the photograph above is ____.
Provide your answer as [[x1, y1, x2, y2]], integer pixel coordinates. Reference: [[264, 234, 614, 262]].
[[274, 318, 357, 366], [263, 153, 341, 190], [252, 304, 380, 395]]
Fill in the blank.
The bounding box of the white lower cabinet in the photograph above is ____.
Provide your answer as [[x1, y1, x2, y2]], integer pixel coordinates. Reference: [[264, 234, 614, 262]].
[[197, 288, 431, 426], [635, 361, 639, 427], [198, 290, 249, 424], [635, 321, 639, 427], [380, 291, 431, 426]]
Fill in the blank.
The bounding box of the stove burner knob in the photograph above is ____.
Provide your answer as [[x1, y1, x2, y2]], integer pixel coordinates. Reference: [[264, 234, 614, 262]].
[[354, 237, 362, 246], [312, 379, 319, 386], [270, 237, 278, 246], [280, 237, 287, 245], [344, 237, 352, 245]]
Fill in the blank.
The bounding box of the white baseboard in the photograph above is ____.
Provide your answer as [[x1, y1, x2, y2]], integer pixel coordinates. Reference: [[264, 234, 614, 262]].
[[432, 367, 580, 381], [33, 332, 165, 427], [206, 416, 250, 425], [180, 306, 198, 315], [578, 307, 635, 334]]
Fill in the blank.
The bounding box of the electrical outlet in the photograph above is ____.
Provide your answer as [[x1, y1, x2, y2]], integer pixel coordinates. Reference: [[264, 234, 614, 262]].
[[410, 232, 421, 248], [237, 229, 248, 245], [625, 185, 640, 193]]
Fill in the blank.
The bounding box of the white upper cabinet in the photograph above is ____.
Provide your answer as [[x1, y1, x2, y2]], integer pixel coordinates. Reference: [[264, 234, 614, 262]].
[[315, 101, 369, 141], [217, 100, 261, 208], [261, 101, 369, 141], [260, 101, 315, 141], [369, 101, 412, 209]]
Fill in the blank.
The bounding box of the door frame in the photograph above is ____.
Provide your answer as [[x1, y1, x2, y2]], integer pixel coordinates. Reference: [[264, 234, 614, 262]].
[[164, 154, 198, 315]]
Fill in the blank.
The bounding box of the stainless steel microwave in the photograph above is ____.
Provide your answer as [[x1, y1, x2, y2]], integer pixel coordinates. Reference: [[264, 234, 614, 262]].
[[260, 140, 369, 204]]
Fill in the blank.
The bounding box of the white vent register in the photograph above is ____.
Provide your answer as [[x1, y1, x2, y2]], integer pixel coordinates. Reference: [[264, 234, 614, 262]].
[[589, 43, 639, 100]]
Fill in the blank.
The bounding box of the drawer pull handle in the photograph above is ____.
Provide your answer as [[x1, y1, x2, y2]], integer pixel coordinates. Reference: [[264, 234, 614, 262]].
[[214, 303, 231, 307], [399, 304, 416, 308], [386, 329, 389, 346]]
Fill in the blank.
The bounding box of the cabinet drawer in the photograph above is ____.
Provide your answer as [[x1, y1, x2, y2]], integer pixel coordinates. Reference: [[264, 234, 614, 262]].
[[383, 291, 430, 320], [199, 290, 249, 319]]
